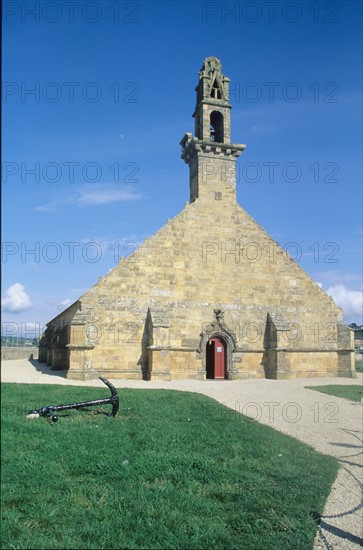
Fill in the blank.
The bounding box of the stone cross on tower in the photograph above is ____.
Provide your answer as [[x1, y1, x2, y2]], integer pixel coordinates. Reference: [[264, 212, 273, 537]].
[[180, 57, 246, 204]]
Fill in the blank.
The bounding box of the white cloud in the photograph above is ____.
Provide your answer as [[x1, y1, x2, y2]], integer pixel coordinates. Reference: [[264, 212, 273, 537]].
[[35, 201, 59, 213], [1, 283, 33, 313], [315, 270, 362, 286], [46, 298, 74, 311], [79, 234, 148, 258], [76, 185, 142, 206], [250, 123, 276, 136], [326, 284, 363, 321], [30, 261, 44, 272], [35, 184, 143, 212], [60, 299, 72, 309]]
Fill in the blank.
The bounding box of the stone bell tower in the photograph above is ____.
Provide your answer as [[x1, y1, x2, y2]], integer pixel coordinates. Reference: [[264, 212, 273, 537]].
[[180, 57, 246, 203]]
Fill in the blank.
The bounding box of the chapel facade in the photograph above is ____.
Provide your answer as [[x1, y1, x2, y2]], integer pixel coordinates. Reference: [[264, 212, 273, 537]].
[[39, 57, 355, 380]]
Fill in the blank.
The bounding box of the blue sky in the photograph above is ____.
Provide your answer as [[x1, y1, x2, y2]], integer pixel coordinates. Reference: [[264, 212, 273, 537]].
[[2, 0, 362, 339]]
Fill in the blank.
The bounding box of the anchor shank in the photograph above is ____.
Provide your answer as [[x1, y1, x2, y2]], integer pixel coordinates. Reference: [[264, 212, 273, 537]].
[[50, 397, 115, 412], [28, 377, 119, 419]]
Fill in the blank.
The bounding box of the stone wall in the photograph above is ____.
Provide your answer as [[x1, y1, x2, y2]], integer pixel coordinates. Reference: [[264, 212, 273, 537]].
[[1, 347, 38, 361], [42, 197, 355, 380]]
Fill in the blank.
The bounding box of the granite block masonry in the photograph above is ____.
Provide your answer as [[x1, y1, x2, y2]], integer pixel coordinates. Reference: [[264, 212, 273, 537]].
[[39, 57, 355, 381]]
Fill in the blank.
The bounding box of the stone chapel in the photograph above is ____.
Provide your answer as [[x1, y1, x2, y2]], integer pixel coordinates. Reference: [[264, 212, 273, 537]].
[[39, 57, 355, 380]]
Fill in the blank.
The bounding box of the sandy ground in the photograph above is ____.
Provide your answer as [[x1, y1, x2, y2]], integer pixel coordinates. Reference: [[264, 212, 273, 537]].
[[2, 358, 362, 549]]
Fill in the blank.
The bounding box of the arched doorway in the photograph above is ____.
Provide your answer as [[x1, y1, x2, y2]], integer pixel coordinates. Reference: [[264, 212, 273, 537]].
[[206, 337, 226, 379]]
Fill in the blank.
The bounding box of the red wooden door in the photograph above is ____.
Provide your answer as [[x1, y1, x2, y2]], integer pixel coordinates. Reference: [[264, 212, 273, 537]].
[[212, 337, 226, 379]]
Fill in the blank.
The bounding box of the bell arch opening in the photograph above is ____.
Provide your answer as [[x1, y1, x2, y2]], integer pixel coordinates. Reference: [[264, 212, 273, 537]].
[[210, 78, 222, 99], [210, 111, 224, 143]]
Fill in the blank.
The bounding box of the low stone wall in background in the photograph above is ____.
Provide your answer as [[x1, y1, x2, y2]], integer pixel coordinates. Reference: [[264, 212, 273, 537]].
[[1, 347, 38, 361]]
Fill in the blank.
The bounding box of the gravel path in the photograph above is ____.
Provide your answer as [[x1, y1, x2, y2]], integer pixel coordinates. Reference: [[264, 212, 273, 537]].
[[2, 359, 362, 549]]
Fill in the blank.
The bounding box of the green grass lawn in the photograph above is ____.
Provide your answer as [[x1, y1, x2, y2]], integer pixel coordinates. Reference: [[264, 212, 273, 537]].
[[1, 383, 338, 550], [305, 384, 363, 402], [355, 360, 363, 373]]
